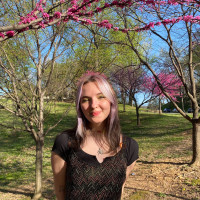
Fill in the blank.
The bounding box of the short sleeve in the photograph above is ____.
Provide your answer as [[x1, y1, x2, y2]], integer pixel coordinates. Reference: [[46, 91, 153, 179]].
[[125, 136, 139, 166], [52, 132, 70, 162]]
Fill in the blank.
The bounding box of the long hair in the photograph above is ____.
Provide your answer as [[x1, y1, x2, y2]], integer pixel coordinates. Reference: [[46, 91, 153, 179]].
[[75, 72, 121, 152]]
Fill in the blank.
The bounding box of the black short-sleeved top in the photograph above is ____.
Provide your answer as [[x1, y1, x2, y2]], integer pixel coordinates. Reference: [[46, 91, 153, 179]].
[[52, 132, 139, 200]]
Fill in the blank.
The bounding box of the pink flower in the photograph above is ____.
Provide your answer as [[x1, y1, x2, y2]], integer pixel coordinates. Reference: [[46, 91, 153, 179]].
[[63, 17, 69, 22], [105, 23, 113, 29], [85, 19, 93, 24], [0, 32, 5, 38], [122, 29, 128, 33], [104, 3, 110, 7], [155, 22, 162, 26], [96, 7, 102, 12], [6, 31, 15, 37], [43, 12, 49, 19], [54, 11, 61, 19], [113, 27, 119, 31]]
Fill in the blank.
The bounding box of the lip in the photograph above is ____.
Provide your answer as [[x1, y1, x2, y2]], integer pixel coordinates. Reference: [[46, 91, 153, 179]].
[[91, 111, 101, 116]]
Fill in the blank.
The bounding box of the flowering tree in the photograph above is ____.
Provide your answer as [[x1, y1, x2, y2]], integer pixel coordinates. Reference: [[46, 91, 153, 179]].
[[144, 73, 183, 112], [111, 67, 158, 126], [1, 0, 200, 42], [110, 1, 200, 166]]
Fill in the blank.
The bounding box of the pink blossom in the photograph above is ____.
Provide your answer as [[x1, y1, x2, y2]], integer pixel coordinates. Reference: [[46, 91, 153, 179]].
[[122, 29, 128, 33], [18, 27, 29, 33], [37, 22, 45, 29], [37, 6, 43, 12], [73, 16, 79, 22], [0, 32, 5, 38], [183, 15, 193, 22], [43, 13, 49, 19], [105, 23, 113, 29], [96, 7, 102, 12], [87, 11, 93, 16], [6, 31, 15, 37], [113, 27, 119, 31], [54, 11, 62, 19], [155, 22, 162, 26], [112, 0, 118, 5], [71, 0, 77, 5], [63, 17, 69, 23], [60, 0, 65, 3], [85, 19, 93, 24], [104, 3, 110, 7], [149, 22, 155, 28]]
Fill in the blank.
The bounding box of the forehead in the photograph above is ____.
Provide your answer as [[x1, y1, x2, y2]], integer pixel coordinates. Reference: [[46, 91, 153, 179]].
[[81, 82, 102, 96]]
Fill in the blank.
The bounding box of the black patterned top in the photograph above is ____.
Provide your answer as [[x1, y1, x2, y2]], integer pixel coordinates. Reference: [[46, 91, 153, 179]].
[[52, 132, 139, 200]]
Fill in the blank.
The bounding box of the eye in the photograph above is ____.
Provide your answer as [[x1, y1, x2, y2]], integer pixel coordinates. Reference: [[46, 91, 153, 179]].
[[81, 98, 89, 103], [98, 95, 106, 99]]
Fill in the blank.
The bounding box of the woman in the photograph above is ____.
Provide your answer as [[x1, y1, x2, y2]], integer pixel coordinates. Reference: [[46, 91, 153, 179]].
[[51, 71, 139, 200]]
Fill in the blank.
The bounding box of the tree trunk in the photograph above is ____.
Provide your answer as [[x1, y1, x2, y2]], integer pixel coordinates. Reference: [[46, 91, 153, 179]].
[[123, 98, 126, 112], [181, 96, 185, 112], [158, 96, 162, 114], [129, 95, 132, 106], [191, 122, 200, 166], [121, 87, 126, 112], [136, 106, 140, 126], [32, 138, 44, 200]]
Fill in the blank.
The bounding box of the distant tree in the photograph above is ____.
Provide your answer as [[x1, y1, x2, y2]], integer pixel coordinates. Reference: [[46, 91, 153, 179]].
[[111, 66, 158, 125], [143, 73, 183, 113]]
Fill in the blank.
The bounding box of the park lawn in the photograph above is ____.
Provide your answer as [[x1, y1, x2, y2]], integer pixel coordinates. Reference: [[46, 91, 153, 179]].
[[0, 103, 195, 200]]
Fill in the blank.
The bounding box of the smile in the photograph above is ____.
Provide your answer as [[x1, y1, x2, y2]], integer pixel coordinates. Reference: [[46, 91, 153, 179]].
[[91, 111, 101, 116]]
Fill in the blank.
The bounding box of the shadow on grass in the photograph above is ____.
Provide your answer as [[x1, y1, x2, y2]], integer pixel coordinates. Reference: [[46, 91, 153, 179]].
[[138, 160, 190, 166], [0, 188, 32, 198], [125, 187, 190, 200]]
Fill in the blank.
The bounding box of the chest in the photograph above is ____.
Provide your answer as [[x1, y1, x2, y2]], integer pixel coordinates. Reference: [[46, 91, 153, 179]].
[[66, 148, 127, 189]]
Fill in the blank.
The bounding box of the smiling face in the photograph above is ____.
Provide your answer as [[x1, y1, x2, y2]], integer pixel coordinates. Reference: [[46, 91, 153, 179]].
[[80, 81, 111, 130]]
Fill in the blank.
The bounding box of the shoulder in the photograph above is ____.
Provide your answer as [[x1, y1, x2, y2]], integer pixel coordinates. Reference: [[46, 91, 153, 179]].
[[52, 129, 76, 161], [124, 135, 138, 149], [53, 130, 72, 146], [123, 135, 139, 166]]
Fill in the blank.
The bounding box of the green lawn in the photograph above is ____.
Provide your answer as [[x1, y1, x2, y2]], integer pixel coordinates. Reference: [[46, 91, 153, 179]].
[[0, 103, 193, 199]]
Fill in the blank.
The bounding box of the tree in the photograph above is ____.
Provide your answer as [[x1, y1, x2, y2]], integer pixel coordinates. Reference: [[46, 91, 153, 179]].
[[111, 66, 158, 125], [113, 2, 200, 166], [143, 73, 183, 113], [0, 22, 80, 199]]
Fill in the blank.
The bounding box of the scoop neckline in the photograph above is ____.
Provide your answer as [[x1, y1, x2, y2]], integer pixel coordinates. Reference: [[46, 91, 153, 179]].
[[78, 147, 123, 164]]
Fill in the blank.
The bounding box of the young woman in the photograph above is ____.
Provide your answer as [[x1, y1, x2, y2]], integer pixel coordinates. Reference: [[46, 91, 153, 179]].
[[51, 71, 139, 200]]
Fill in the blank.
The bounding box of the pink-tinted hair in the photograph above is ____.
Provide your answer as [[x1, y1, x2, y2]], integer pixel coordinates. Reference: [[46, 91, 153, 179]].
[[75, 72, 121, 151]]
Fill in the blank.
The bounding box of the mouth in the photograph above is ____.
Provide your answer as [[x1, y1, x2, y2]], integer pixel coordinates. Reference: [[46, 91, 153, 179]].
[[91, 111, 101, 116]]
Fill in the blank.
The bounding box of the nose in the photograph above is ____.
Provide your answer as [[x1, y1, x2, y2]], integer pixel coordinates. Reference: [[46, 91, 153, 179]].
[[90, 98, 98, 109]]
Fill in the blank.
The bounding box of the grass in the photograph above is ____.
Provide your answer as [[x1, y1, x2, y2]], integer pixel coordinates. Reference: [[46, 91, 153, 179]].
[[0, 103, 193, 199]]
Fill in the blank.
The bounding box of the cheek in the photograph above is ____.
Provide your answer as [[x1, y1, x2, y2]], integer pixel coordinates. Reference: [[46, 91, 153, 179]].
[[80, 104, 88, 114], [101, 101, 111, 111]]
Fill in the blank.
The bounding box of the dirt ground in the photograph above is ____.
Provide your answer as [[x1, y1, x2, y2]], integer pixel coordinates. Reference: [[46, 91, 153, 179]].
[[123, 134, 200, 200], [123, 159, 200, 200]]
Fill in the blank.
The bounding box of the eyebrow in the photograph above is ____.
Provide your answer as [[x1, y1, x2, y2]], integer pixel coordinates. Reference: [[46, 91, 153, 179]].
[[81, 93, 104, 98]]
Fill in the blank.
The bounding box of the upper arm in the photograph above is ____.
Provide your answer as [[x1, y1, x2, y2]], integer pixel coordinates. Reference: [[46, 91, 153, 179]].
[[51, 152, 67, 199], [51, 152, 66, 176], [126, 160, 137, 178]]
